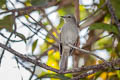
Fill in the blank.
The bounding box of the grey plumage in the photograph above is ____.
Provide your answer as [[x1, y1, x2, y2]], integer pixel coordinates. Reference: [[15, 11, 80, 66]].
[[59, 15, 79, 71]]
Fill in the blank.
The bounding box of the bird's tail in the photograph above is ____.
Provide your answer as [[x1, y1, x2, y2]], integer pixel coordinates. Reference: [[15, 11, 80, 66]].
[[60, 46, 70, 71]]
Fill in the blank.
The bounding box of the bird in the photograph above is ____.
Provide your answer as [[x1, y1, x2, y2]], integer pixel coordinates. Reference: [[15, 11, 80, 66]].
[[59, 14, 79, 72]]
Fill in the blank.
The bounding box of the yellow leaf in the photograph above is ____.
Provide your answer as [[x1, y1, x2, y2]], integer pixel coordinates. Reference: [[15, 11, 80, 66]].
[[48, 38, 55, 43], [48, 49, 54, 56], [100, 72, 107, 80], [25, 15, 29, 19], [51, 78, 60, 80], [25, 1, 32, 6], [87, 73, 95, 79], [53, 32, 58, 38], [47, 59, 59, 73], [47, 50, 60, 73], [108, 72, 116, 77], [53, 51, 60, 61]]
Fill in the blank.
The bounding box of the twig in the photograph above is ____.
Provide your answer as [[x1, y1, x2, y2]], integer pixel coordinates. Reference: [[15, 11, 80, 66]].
[[42, 10, 59, 37], [29, 64, 37, 80], [14, 56, 24, 80], [16, 57, 33, 73], [38, 46, 56, 58], [0, 11, 17, 65], [70, 70, 97, 80], [80, 1, 107, 22], [0, 31, 14, 66], [63, 58, 120, 74], [67, 44, 106, 62], [28, 15, 60, 43]]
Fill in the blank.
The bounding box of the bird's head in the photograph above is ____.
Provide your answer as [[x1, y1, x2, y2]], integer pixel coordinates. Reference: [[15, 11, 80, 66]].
[[61, 15, 76, 23]]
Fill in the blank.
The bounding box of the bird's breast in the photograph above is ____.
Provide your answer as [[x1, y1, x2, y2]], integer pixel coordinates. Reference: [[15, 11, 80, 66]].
[[61, 23, 78, 44]]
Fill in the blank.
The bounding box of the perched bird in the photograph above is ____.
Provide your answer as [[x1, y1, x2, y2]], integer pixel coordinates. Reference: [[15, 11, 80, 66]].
[[59, 15, 79, 72]]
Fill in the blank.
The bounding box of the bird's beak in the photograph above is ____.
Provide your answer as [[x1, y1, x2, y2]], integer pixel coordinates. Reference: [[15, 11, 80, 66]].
[[60, 16, 65, 18]]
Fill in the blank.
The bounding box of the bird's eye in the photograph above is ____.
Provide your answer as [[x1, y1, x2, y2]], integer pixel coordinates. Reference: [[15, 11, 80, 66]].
[[67, 16, 71, 18]]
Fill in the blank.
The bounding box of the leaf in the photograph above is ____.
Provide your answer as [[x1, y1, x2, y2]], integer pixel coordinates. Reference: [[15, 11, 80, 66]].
[[58, 5, 74, 16], [80, 5, 88, 20], [37, 73, 70, 80], [30, 0, 48, 6], [57, 18, 64, 29], [117, 71, 120, 79], [93, 36, 113, 50], [15, 32, 26, 43], [0, 15, 14, 32], [110, 0, 120, 18], [0, 0, 6, 9], [40, 42, 49, 53], [43, 22, 49, 26], [32, 39, 38, 53], [89, 23, 119, 34]]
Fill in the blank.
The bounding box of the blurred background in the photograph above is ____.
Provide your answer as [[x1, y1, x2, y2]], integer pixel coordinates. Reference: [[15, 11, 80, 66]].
[[0, 0, 120, 80]]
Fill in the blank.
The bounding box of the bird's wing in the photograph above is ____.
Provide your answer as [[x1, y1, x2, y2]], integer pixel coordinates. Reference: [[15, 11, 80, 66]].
[[70, 37, 79, 55], [59, 33, 62, 55]]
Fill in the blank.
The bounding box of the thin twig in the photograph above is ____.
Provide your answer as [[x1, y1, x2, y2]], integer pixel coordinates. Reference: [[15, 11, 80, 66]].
[[14, 56, 24, 80], [70, 70, 97, 80], [42, 10, 59, 37], [0, 31, 14, 66], [28, 15, 60, 43], [106, 0, 120, 34], [29, 64, 37, 80], [67, 44, 106, 62], [80, 1, 107, 22]]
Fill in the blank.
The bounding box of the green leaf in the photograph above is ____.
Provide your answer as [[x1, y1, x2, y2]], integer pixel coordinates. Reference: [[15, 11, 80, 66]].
[[93, 36, 113, 50], [37, 73, 70, 80], [110, 0, 120, 18], [57, 18, 64, 29], [15, 32, 26, 43], [80, 5, 88, 20], [43, 22, 49, 26], [0, 0, 6, 9], [89, 23, 119, 34], [40, 42, 49, 53], [0, 15, 14, 32], [58, 5, 74, 16], [117, 70, 120, 79], [30, 0, 48, 6], [32, 39, 38, 53]]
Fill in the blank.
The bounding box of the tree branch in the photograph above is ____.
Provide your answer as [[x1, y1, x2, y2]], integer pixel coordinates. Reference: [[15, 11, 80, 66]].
[[0, 42, 59, 73]]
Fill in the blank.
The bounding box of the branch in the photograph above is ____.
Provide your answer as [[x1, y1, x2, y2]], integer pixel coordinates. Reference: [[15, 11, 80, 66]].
[[67, 44, 106, 62], [0, 2, 59, 15], [0, 41, 120, 79], [0, 42, 59, 73], [80, 10, 106, 30], [64, 59, 120, 74], [70, 70, 97, 80], [74, 0, 80, 23]]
